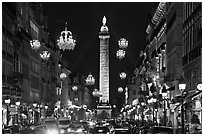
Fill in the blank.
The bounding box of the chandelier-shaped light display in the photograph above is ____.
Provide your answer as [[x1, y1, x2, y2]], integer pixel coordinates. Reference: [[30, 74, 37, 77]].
[[57, 22, 76, 51], [118, 38, 128, 49], [30, 40, 41, 51], [40, 51, 50, 60], [72, 86, 78, 91], [92, 89, 103, 97], [118, 87, 124, 93], [86, 73, 95, 85], [116, 49, 125, 60], [60, 73, 67, 79], [120, 72, 127, 79]]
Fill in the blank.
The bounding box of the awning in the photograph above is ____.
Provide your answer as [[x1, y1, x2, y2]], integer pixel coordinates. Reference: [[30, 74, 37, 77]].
[[185, 90, 202, 101]]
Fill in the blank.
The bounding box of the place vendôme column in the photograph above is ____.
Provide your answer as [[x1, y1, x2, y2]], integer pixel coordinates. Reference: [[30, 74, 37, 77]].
[[61, 68, 71, 117], [99, 16, 110, 103]]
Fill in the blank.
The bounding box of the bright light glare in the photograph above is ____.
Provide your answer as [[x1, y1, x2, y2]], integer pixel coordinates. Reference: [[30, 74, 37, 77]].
[[60, 129, 65, 134], [89, 122, 95, 126], [47, 129, 59, 134], [76, 128, 83, 132]]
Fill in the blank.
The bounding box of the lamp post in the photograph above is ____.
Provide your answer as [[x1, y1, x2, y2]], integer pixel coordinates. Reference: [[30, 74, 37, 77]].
[[162, 91, 168, 126], [16, 101, 21, 125], [141, 102, 145, 126], [148, 97, 157, 126], [33, 102, 37, 125], [45, 105, 48, 118], [5, 98, 11, 126], [179, 78, 186, 134]]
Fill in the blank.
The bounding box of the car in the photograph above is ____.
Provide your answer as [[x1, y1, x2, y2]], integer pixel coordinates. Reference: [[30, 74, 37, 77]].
[[32, 124, 59, 134], [148, 126, 174, 134], [66, 123, 88, 134], [58, 117, 71, 134], [32, 125, 48, 134], [91, 125, 115, 134], [42, 118, 60, 134], [139, 126, 150, 134]]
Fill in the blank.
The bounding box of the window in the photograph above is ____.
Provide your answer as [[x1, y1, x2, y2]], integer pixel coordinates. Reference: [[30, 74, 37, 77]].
[[22, 62, 29, 79], [30, 20, 39, 39], [31, 60, 40, 74], [31, 74, 39, 89], [133, 90, 136, 95]]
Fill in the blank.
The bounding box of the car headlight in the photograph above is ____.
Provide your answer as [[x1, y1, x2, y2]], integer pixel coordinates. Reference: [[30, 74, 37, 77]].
[[60, 129, 65, 134], [67, 128, 71, 132]]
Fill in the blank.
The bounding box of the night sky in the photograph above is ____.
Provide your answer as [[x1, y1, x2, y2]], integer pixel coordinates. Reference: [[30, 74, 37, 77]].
[[42, 2, 155, 108]]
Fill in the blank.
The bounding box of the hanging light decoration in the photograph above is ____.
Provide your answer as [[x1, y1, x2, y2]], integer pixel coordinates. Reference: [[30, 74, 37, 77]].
[[118, 38, 128, 49], [72, 86, 78, 91], [30, 40, 41, 51], [57, 22, 76, 51], [40, 51, 50, 60], [116, 49, 125, 60], [86, 73, 95, 85], [60, 73, 67, 79], [92, 89, 103, 97], [118, 87, 124, 93], [120, 72, 127, 79]]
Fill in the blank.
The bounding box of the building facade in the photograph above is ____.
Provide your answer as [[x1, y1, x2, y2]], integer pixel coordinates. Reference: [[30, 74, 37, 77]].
[[2, 2, 59, 126], [182, 2, 202, 132]]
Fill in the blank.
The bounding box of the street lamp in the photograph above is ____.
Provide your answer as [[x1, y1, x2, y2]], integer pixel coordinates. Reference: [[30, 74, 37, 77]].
[[148, 97, 157, 125], [5, 98, 11, 126], [179, 77, 186, 134], [45, 105, 48, 110], [162, 90, 168, 126], [44, 105, 48, 118], [141, 102, 145, 126], [32, 102, 37, 125], [16, 101, 20, 125]]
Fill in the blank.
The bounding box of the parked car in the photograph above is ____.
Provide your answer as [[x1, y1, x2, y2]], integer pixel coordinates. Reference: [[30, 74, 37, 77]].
[[58, 117, 70, 134], [139, 126, 150, 134], [42, 118, 60, 134], [148, 126, 174, 134], [91, 125, 115, 134], [32, 124, 59, 134], [66, 123, 88, 134]]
